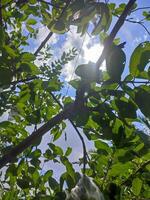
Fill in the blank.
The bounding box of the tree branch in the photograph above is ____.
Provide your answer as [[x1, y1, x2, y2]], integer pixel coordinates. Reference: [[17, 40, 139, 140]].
[[96, 0, 136, 69], [113, 13, 150, 36], [34, 0, 72, 56], [124, 18, 150, 36], [75, 0, 137, 107], [0, 103, 76, 169]]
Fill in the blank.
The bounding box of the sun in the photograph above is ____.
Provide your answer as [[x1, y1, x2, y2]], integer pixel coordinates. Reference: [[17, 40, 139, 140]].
[[82, 38, 106, 70]]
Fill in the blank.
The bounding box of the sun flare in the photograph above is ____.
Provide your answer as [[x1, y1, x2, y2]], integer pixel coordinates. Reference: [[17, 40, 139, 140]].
[[82, 38, 106, 71]]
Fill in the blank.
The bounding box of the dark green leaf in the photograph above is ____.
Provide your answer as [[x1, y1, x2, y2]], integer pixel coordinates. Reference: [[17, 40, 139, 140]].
[[51, 20, 66, 34], [19, 62, 40, 74], [17, 178, 29, 189], [95, 140, 111, 154], [106, 45, 126, 81], [135, 87, 150, 118], [48, 177, 59, 190], [0, 67, 12, 85], [115, 98, 137, 119], [75, 62, 100, 83]]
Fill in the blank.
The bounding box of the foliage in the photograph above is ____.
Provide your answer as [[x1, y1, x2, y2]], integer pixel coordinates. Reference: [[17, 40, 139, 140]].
[[0, 0, 150, 200]]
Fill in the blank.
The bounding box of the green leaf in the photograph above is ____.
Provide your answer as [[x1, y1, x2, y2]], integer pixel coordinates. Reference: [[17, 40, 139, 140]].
[[106, 45, 126, 81], [19, 62, 40, 74], [65, 147, 72, 157], [26, 25, 34, 33], [92, 3, 111, 35], [48, 177, 59, 190], [132, 178, 143, 196], [135, 87, 150, 118], [17, 178, 29, 189], [21, 52, 36, 62], [115, 3, 126, 15], [109, 162, 133, 177], [43, 170, 53, 182], [69, 79, 80, 89], [0, 67, 12, 85], [129, 41, 150, 77], [95, 140, 111, 154], [29, 149, 41, 158], [143, 11, 150, 21], [3, 45, 17, 57], [60, 157, 75, 180], [49, 143, 63, 156], [74, 106, 89, 126], [72, 4, 96, 26], [0, 121, 13, 128], [115, 98, 137, 119], [51, 20, 66, 34], [0, 28, 4, 47], [18, 89, 31, 103], [26, 18, 37, 25], [134, 143, 144, 152]]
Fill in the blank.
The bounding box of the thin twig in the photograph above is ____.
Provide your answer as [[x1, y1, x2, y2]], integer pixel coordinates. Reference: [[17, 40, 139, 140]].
[[34, 0, 72, 56], [114, 13, 150, 36], [50, 92, 89, 174], [131, 6, 150, 13], [125, 18, 150, 36], [34, 32, 53, 56]]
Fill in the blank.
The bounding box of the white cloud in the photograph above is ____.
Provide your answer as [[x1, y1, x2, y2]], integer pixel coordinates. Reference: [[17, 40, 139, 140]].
[[33, 25, 105, 81], [61, 26, 104, 81]]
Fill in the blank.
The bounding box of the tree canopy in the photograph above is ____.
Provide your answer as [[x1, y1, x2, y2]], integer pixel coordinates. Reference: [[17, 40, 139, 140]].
[[0, 0, 150, 199]]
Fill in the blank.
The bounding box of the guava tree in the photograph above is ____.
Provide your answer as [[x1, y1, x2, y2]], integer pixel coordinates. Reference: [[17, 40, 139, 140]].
[[0, 0, 150, 199]]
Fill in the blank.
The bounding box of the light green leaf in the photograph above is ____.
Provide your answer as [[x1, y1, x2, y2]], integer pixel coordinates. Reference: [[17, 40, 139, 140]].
[[95, 140, 111, 154], [65, 147, 72, 157], [21, 52, 35, 62], [26, 18, 37, 25], [129, 41, 150, 77], [3, 45, 17, 57], [132, 178, 143, 196]]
